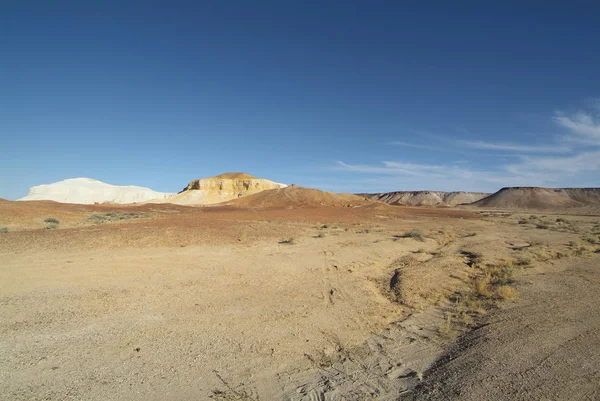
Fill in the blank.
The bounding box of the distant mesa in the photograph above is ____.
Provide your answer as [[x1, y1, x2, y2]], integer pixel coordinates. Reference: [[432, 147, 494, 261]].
[[470, 187, 600, 209], [17, 178, 174, 205], [360, 191, 490, 207]]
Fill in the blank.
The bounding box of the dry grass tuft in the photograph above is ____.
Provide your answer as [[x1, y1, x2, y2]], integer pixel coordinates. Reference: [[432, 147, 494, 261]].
[[395, 229, 425, 241], [496, 285, 516, 300], [475, 278, 492, 298], [515, 255, 532, 266]]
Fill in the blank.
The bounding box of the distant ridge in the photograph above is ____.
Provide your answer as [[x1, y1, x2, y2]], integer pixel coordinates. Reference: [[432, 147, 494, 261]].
[[471, 187, 600, 209], [360, 191, 490, 207]]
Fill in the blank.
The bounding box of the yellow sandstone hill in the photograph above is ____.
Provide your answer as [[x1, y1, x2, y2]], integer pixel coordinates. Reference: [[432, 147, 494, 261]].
[[155, 172, 287, 205]]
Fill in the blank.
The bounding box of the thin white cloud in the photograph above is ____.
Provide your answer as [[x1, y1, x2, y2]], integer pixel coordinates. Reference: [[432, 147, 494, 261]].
[[461, 140, 571, 153], [507, 151, 600, 175], [336, 103, 600, 192], [389, 141, 440, 151], [553, 111, 600, 144]]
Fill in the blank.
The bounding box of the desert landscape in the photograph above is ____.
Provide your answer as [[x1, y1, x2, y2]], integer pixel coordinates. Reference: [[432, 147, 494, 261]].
[[1, 174, 599, 400]]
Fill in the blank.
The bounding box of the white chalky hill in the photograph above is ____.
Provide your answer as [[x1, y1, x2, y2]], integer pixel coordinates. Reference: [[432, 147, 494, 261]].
[[18, 178, 174, 204]]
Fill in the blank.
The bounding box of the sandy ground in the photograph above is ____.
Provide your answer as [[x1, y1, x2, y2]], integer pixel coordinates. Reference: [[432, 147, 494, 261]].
[[1, 201, 599, 400], [408, 254, 600, 401]]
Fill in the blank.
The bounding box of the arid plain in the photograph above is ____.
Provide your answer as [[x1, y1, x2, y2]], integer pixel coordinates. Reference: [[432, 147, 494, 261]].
[[1, 187, 599, 400]]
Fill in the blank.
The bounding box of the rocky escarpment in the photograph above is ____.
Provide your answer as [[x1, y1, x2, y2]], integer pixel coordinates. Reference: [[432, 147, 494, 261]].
[[471, 187, 600, 209], [360, 191, 490, 207], [166, 172, 287, 205]]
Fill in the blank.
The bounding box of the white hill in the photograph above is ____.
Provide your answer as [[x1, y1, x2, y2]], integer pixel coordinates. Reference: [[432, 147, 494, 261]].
[[18, 178, 174, 204]]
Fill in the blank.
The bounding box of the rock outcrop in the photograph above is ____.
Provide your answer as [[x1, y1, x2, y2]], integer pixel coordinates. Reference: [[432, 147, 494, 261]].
[[18, 178, 174, 205], [470, 187, 600, 209], [164, 173, 287, 205], [360, 191, 490, 207]]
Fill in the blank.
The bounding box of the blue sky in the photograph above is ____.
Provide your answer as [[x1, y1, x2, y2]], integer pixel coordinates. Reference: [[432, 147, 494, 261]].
[[1, 1, 600, 199]]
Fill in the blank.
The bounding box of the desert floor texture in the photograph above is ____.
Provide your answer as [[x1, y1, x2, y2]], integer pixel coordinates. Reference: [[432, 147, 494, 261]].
[[1, 199, 599, 400]]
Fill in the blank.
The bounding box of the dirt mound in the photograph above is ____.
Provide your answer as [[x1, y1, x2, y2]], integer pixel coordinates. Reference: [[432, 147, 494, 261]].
[[228, 185, 377, 208], [471, 187, 600, 209], [362, 191, 490, 207]]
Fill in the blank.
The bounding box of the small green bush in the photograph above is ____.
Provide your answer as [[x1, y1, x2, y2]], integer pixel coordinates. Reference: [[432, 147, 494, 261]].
[[44, 217, 60, 224], [45, 223, 59, 230], [0, 227, 8, 233]]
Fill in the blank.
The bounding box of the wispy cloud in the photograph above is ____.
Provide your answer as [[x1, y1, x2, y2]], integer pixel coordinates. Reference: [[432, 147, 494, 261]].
[[335, 103, 600, 192], [389, 141, 440, 151], [507, 151, 600, 175], [554, 110, 600, 145], [460, 140, 571, 153]]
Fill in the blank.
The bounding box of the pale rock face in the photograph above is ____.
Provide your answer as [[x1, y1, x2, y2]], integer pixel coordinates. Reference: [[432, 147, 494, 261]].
[[168, 173, 287, 205], [361, 191, 490, 206], [18, 178, 174, 204]]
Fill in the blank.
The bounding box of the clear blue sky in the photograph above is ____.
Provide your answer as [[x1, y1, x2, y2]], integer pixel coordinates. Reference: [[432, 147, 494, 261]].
[[2, 1, 600, 199]]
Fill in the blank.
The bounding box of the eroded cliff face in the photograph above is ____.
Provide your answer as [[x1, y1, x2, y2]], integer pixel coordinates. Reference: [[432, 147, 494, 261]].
[[170, 173, 287, 205], [360, 191, 490, 207]]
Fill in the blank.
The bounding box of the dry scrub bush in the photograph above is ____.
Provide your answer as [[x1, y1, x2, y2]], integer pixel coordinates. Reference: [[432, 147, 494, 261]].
[[569, 241, 593, 256], [475, 278, 492, 298], [395, 229, 425, 241], [515, 255, 532, 266], [0, 226, 8, 233], [496, 285, 516, 300], [44, 217, 59, 224]]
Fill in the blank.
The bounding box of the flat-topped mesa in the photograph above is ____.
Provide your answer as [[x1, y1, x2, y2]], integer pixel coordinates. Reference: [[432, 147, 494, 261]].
[[361, 191, 490, 207], [170, 172, 287, 205], [471, 187, 600, 209]]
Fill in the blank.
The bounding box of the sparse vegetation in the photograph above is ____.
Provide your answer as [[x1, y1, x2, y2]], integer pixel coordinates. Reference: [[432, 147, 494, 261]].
[[515, 255, 532, 266], [313, 233, 326, 238], [475, 278, 492, 298], [44, 217, 60, 224], [395, 229, 425, 241], [0, 226, 8, 233], [85, 212, 149, 224], [45, 223, 59, 230], [536, 222, 550, 229], [569, 240, 594, 256], [278, 237, 295, 245], [496, 285, 516, 300]]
